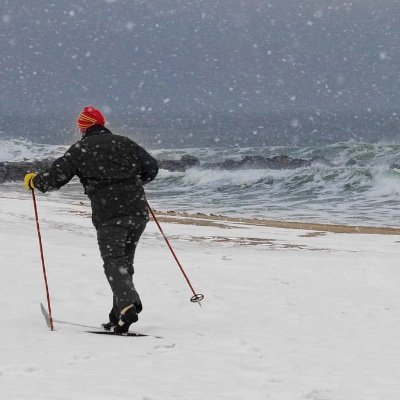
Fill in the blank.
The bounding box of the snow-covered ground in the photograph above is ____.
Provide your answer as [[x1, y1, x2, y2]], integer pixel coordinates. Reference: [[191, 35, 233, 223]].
[[1, 189, 400, 399]]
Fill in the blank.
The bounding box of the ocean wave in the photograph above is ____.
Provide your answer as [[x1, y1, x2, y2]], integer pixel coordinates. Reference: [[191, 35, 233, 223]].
[[0, 139, 67, 162], [2, 138, 400, 225]]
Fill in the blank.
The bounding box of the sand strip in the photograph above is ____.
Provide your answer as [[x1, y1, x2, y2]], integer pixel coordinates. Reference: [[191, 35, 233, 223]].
[[68, 204, 400, 235], [154, 210, 400, 235]]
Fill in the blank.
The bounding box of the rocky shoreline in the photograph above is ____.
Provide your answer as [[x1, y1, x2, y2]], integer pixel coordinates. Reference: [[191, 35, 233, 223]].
[[3, 153, 396, 183], [0, 154, 316, 183]]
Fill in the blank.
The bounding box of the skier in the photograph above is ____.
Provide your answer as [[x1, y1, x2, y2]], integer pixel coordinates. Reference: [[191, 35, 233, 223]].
[[24, 106, 158, 333]]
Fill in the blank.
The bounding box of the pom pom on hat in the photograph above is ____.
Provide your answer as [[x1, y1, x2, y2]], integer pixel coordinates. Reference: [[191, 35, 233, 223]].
[[77, 106, 106, 131]]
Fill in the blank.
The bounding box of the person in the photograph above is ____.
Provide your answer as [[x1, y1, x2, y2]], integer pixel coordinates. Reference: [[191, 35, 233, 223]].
[[24, 106, 158, 333]]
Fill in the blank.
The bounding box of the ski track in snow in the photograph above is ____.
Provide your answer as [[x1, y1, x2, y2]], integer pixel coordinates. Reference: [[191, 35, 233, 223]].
[[1, 188, 400, 399]]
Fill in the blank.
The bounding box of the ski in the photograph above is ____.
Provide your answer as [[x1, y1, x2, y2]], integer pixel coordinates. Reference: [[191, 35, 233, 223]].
[[40, 302, 51, 327], [40, 303, 161, 338], [86, 331, 152, 337]]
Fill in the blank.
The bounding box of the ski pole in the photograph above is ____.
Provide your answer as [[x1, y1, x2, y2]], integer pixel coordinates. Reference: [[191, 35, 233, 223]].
[[31, 189, 54, 331], [146, 201, 204, 305]]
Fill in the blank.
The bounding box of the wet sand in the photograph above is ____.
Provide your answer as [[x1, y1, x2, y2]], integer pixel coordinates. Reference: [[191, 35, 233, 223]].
[[153, 210, 400, 235]]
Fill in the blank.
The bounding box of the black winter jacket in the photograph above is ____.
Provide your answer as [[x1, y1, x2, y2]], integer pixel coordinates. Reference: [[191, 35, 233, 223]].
[[33, 125, 158, 227]]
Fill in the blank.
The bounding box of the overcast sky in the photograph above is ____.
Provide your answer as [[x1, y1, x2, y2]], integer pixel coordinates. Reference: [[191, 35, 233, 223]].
[[1, 0, 399, 118]]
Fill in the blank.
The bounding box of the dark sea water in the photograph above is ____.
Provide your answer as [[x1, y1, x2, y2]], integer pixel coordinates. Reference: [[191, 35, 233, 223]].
[[1, 139, 400, 227]]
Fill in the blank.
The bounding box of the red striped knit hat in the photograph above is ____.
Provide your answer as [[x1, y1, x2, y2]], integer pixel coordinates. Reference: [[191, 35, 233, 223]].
[[77, 106, 106, 132]]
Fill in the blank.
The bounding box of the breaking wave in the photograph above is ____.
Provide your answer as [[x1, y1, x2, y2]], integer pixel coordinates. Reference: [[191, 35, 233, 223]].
[[150, 142, 400, 226], [0, 139, 67, 162]]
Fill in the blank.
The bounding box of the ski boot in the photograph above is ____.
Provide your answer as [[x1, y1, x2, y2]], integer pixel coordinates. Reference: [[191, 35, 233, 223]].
[[101, 309, 118, 331], [114, 304, 138, 334]]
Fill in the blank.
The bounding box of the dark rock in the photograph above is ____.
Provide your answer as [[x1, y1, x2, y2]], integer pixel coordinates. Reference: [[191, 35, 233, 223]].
[[0, 159, 53, 183], [158, 155, 200, 172], [180, 155, 200, 166], [390, 162, 400, 170], [204, 154, 311, 170], [345, 158, 358, 167]]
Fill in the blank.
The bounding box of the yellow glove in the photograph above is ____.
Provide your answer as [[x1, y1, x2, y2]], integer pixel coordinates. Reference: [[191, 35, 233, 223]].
[[24, 173, 37, 191]]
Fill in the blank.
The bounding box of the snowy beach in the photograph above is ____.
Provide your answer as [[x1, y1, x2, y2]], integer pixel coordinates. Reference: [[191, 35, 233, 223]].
[[1, 188, 400, 399], [2, 0, 400, 398]]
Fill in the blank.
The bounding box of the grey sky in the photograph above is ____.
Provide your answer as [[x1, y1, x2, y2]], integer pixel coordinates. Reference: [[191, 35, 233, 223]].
[[0, 0, 399, 119]]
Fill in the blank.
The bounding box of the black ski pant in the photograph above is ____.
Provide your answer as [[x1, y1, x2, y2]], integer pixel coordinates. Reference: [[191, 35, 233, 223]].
[[96, 216, 147, 316]]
